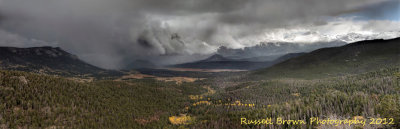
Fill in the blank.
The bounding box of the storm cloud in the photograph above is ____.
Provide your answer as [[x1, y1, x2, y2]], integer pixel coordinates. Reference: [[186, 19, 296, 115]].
[[0, 0, 398, 69]]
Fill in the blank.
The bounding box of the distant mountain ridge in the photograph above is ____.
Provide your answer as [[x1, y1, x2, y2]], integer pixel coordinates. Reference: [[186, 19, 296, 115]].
[[217, 41, 346, 61], [171, 53, 304, 70], [200, 54, 232, 62], [0, 46, 106, 76]]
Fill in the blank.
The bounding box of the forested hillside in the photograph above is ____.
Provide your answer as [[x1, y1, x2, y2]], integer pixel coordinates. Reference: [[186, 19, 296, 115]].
[[0, 47, 122, 77], [253, 38, 400, 79]]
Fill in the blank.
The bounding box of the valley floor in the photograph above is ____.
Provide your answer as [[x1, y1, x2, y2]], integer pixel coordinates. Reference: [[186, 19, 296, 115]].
[[0, 67, 399, 128]]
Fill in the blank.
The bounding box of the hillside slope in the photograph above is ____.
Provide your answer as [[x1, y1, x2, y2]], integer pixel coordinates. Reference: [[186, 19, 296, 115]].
[[0, 46, 109, 76], [253, 38, 400, 78]]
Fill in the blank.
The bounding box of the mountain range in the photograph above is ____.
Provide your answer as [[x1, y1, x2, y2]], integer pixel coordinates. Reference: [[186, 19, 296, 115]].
[[217, 41, 347, 61], [171, 53, 305, 70], [0, 37, 398, 76]]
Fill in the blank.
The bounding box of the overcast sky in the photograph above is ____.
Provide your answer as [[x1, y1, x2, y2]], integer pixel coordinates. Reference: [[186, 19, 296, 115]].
[[0, 0, 399, 69]]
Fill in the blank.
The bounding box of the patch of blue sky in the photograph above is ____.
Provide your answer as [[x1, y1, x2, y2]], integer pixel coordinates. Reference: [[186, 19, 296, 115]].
[[340, 0, 399, 21]]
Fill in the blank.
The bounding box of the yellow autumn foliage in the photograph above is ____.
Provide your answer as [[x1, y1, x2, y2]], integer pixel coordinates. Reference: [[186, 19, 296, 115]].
[[235, 100, 241, 104], [292, 93, 300, 97], [192, 101, 211, 106], [188, 95, 203, 100], [222, 100, 255, 107], [169, 115, 193, 125]]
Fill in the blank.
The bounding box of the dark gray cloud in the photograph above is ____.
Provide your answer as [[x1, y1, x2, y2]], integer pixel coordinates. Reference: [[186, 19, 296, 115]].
[[0, 0, 396, 69]]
